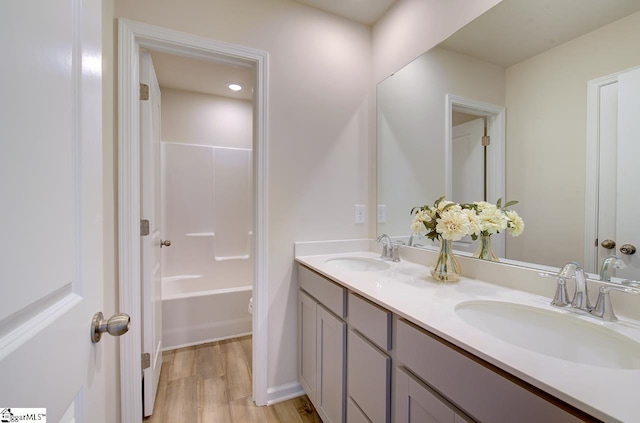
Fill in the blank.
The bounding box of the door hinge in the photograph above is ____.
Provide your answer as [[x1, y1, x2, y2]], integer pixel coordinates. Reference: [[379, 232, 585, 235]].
[[481, 135, 491, 146], [140, 83, 150, 101], [140, 219, 150, 236], [142, 352, 151, 370]]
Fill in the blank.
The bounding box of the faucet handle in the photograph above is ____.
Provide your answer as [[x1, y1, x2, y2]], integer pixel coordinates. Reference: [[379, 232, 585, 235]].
[[590, 284, 640, 322], [391, 243, 401, 262], [552, 278, 570, 307], [538, 272, 569, 307]]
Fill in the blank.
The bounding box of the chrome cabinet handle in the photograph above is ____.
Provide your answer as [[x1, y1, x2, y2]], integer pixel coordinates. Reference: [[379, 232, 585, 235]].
[[91, 312, 130, 343], [620, 244, 636, 255], [161, 240, 171, 247], [601, 239, 616, 249]]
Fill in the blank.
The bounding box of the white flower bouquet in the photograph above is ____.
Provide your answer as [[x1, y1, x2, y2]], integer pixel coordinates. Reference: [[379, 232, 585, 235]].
[[410, 197, 524, 241], [410, 197, 471, 241], [463, 199, 524, 239]]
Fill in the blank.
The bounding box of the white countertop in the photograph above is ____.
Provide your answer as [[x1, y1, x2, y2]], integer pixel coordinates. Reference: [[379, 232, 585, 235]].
[[295, 249, 640, 423]]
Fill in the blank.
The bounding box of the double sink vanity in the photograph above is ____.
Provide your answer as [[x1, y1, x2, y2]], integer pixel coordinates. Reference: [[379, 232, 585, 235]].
[[295, 240, 640, 423]]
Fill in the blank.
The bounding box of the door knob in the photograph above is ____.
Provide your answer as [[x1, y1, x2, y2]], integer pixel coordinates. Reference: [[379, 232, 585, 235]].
[[601, 239, 616, 249], [91, 312, 130, 343], [161, 240, 171, 247], [620, 244, 636, 255]]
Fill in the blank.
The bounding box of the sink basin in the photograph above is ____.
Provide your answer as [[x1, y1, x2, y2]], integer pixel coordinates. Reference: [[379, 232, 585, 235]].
[[455, 300, 640, 369], [325, 257, 391, 272]]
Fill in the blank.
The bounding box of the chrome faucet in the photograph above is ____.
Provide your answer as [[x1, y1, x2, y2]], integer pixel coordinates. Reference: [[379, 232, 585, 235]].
[[407, 233, 424, 247], [599, 255, 625, 282], [540, 261, 640, 322], [540, 262, 591, 311], [376, 234, 400, 262], [559, 262, 592, 312]]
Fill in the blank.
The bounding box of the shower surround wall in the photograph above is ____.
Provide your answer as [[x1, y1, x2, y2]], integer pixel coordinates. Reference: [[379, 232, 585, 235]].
[[160, 88, 253, 349]]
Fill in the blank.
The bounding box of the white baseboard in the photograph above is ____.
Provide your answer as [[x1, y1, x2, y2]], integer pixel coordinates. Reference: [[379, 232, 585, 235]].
[[266, 381, 304, 405]]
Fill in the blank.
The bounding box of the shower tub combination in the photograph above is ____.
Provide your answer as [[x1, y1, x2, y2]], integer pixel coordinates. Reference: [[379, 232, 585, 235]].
[[161, 142, 253, 350]]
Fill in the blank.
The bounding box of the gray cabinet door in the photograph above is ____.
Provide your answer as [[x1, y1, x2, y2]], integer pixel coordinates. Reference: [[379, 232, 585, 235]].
[[348, 329, 391, 423], [298, 290, 317, 403], [316, 304, 347, 423], [396, 367, 457, 423]]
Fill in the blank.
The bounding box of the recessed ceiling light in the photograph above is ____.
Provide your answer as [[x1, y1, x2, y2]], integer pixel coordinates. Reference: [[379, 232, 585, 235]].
[[228, 83, 243, 91]]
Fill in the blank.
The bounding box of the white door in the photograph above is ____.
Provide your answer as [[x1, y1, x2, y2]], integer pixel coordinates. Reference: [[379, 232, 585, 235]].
[[452, 118, 485, 254], [597, 68, 640, 280], [452, 118, 485, 204], [0, 0, 107, 421], [140, 51, 164, 416]]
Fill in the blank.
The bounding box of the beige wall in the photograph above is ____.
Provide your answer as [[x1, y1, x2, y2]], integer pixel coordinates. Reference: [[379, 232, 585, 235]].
[[101, 0, 511, 417], [160, 88, 253, 148], [505, 11, 640, 267], [113, 0, 372, 395], [377, 47, 505, 237]]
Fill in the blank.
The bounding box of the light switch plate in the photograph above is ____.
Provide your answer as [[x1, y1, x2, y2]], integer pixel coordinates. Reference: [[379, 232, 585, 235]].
[[355, 205, 366, 224]]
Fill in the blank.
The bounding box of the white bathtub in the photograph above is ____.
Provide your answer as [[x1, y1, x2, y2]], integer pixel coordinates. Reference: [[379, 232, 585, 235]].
[[162, 276, 252, 350]]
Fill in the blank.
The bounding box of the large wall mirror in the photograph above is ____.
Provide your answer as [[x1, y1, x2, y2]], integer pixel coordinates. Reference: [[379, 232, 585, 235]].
[[377, 0, 640, 278]]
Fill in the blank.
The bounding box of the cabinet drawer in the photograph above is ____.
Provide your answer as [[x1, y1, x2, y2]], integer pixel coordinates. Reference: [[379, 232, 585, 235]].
[[396, 319, 585, 423], [348, 329, 390, 423], [348, 292, 391, 350], [298, 264, 346, 318]]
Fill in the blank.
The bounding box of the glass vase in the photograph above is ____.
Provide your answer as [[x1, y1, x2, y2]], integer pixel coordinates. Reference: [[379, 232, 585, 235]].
[[473, 234, 500, 262], [430, 239, 461, 282]]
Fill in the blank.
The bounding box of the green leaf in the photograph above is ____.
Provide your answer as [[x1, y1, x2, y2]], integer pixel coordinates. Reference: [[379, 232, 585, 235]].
[[496, 198, 502, 208], [504, 200, 519, 207]]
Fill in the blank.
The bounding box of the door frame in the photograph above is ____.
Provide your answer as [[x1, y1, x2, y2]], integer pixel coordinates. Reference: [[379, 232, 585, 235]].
[[117, 19, 269, 421]]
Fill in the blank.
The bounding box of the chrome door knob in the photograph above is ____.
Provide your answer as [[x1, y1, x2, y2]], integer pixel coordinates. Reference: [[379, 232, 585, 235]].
[[91, 312, 131, 343], [161, 240, 171, 247], [601, 239, 616, 249], [620, 244, 636, 255]]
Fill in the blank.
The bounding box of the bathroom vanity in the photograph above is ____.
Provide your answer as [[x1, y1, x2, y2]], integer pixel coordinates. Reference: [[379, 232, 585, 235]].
[[295, 241, 640, 423]]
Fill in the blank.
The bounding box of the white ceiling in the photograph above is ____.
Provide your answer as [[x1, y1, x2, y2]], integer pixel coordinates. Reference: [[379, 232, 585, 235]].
[[293, 0, 397, 25], [149, 51, 254, 101], [149, 0, 640, 100], [439, 0, 640, 68]]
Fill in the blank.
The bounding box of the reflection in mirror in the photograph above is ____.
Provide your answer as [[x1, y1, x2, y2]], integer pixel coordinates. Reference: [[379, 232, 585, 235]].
[[377, 0, 640, 278]]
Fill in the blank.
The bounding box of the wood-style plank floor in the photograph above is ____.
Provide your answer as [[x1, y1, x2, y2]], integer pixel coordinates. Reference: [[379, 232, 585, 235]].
[[144, 335, 322, 422]]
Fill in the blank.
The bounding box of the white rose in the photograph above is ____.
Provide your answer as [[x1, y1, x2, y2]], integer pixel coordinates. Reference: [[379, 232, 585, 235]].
[[506, 210, 525, 237], [411, 215, 428, 235], [436, 210, 470, 241], [462, 208, 482, 236], [478, 206, 508, 234]]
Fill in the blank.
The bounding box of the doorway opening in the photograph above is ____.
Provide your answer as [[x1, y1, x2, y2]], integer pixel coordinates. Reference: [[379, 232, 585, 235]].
[[118, 19, 269, 422], [445, 94, 506, 255]]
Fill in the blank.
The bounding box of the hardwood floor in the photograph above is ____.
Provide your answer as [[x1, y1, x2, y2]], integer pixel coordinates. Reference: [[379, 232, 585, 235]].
[[144, 335, 322, 422]]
